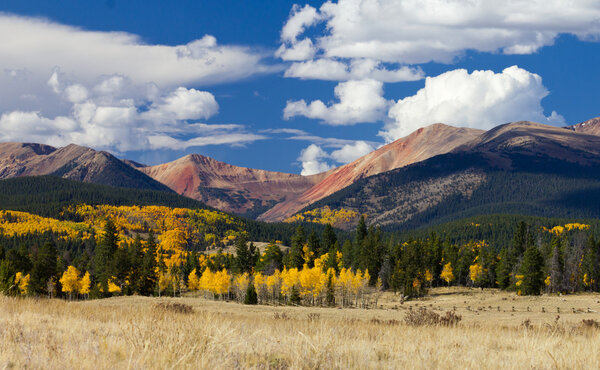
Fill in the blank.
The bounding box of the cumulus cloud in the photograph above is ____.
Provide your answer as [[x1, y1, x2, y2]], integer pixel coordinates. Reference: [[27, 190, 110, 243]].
[[0, 72, 266, 152], [285, 0, 600, 65], [330, 141, 375, 163], [382, 66, 565, 141], [0, 14, 273, 153], [284, 79, 389, 125], [297, 140, 376, 176], [284, 58, 423, 82], [298, 144, 333, 176]]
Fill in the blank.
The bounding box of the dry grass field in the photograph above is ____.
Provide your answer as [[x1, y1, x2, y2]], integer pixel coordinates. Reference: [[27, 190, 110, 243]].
[[2, 288, 600, 369]]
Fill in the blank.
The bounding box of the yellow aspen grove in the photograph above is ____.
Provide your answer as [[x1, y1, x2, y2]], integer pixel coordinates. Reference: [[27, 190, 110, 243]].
[[469, 262, 483, 286], [253, 272, 267, 303], [337, 268, 354, 307], [233, 273, 250, 302], [59, 266, 81, 299], [108, 277, 121, 294], [15, 272, 30, 295], [214, 269, 231, 298], [266, 270, 281, 302], [280, 267, 300, 300], [299, 265, 324, 303], [187, 269, 200, 291], [79, 272, 91, 297], [441, 262, 455, 286]]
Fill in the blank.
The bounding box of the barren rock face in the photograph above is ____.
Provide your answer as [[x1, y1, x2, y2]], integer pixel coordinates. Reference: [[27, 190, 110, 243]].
[[139, 154, 329, 216], [566, 117, 600, 136], [0, 142, 169, 191], [258, 124, 485, 221]]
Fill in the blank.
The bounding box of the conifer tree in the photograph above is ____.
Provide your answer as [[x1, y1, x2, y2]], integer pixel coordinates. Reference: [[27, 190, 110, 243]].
[[549, 237, 563, 293], [322, 224, 337, 256], [285, 225, 306, 269], [519, 245, 545, 295], [94, 218, 119, 293], [496, 247, 514, 290], [139, 231, 158, 295], [30, 241, 58, 295], [128, 234, 144, 294], [244, 282, 258, 305], [234, 235, 256, 274]]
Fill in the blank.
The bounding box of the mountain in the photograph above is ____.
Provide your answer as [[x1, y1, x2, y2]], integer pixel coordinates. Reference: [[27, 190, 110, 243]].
[[566, 117, 600, 136], [0, 142, 170, 191], [293, 121, 600, 230], [139, 154, 330, 218], [258, 123, 484, 221]]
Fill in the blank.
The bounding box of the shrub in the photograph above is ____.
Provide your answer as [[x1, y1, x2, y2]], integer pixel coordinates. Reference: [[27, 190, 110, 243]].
[[404, 308, 462, 327]]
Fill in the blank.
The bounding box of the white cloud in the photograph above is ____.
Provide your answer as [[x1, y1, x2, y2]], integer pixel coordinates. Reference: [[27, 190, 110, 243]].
[[297, 139, 377, 175], [275, 38, 316, 61], [0, 14, 273, 153], [298, 144, 333, 176], [284, 79, 389, 125], [0, 14, 270, 90], [284, 58, 424, 82], [0, 72, 265, 152], [382, 66, 565, 141], [280, 4, 322, 43], [288, 0, 600, 65], [330, 141, 375, 163]]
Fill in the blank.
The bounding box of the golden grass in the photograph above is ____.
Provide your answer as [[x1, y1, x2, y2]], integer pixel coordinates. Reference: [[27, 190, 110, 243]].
[[1, 288, 600, 369]]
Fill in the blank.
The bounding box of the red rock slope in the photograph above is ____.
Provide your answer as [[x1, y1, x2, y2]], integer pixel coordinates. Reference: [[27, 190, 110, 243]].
[[0, 142, 171, 191], [258, 123, 484, 221], [139, 154, 329, 216]]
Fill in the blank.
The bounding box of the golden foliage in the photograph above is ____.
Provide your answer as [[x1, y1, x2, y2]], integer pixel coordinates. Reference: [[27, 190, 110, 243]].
[[284, 206, 360, 227], [14, 272, 30, 295], [59, 266, 81, 296]]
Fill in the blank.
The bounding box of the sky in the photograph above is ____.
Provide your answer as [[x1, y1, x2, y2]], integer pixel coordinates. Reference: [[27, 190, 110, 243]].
[[0, 0, 599, 175]]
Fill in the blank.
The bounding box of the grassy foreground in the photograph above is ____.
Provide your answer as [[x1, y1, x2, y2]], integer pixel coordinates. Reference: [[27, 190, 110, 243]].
[[2, 288, 600, 369]]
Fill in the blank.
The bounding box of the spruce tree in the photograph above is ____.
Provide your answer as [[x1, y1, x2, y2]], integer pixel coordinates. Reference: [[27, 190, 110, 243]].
[[519, 245, 545, 295], [30, 241, 58, 295], [234, 235, 255, 274], [549, 237, 563, 293], [244, 283, 258, 305], [139, 231, 158, 296], [94, 218, 119, 293], [128, 234, 144, 294], [495, 247, 513, 289], [322, 224, 337, 256]]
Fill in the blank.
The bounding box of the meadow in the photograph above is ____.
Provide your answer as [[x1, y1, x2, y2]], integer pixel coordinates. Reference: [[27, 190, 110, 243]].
[[2, 287, 600, 369]]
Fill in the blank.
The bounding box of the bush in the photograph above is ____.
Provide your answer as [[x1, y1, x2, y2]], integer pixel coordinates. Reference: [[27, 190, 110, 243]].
[[404, 308, 462, 327], [244, 283, 258, 305], [154, 302, 193, 314]]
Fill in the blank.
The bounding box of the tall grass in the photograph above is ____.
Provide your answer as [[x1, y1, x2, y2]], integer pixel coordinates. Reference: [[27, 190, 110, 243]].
[[1, 289, 599, 369]]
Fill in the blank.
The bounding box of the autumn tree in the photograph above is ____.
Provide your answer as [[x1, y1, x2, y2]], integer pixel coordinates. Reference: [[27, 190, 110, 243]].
[[79, 271, 91, 298], [441, 262, 454, 286], [59, 265, 81, 300]]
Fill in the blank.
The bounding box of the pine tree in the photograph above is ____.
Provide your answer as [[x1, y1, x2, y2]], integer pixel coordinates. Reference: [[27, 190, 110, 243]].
[[307, 231, 321, 264], [496, 247, 514, 290], [322, 224, 337, 256], [128, 234, 144, 294], [0, 259, 15, 295], [234, 235, 255, 274], [519, 245, 545, 295], [285, 225, 306, 269], [94, 218, 119, 293], [30, 241, 58, 295], [549, 237, 563, 293], [139, 231, 158, 296], [244, 282, 258, 305]]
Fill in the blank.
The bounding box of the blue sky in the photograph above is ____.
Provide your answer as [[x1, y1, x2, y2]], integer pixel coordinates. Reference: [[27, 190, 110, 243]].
[[0, 0, 599, 174]]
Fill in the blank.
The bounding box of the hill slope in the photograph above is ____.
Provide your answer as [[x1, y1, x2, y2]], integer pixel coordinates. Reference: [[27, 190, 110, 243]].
[[0, 142, 170, 191], [295, 121, 600, 230], [139, 154, 329, 218], [259, 123, 484, 221]]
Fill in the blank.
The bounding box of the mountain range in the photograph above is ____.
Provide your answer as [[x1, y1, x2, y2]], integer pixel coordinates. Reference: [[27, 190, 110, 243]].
[[1, 117, 599, 230]]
